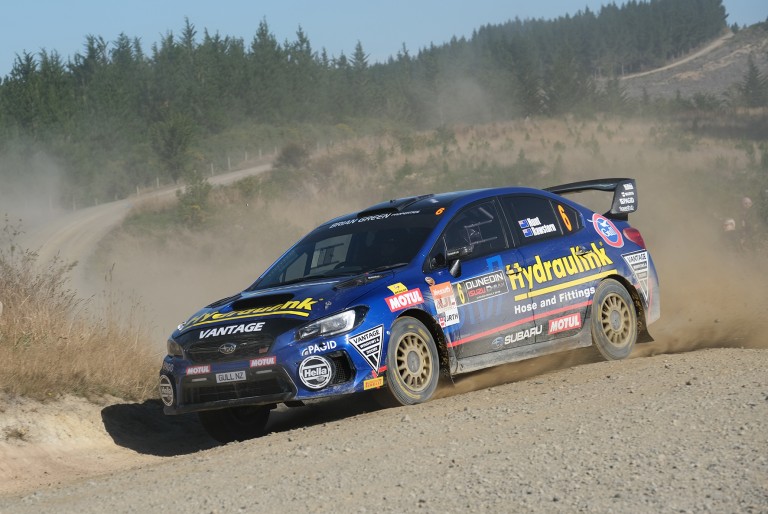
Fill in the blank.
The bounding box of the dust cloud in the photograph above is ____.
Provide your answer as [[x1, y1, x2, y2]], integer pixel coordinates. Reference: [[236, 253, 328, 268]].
[[0, 152, 67, 231]]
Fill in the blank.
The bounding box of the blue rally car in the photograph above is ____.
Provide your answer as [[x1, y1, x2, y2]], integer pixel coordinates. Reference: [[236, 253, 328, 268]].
[[159, 178, 660, 442]]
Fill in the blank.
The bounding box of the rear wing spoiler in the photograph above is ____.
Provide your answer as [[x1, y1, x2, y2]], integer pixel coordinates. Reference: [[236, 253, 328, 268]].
[[545, 178, 637, 220]]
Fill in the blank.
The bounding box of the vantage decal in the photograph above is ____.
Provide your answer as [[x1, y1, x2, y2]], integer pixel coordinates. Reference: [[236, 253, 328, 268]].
[[199, 322, 265, 339], [430, 282, 460, 327], [548, 313, 582, 334], [349, 325, 384, 371], [622, 250, 650, 302], [184, 298, 318, 328], [454, 270, 509, 305], [591, 214, 624, 248], [385, 289, 424, 312], [506, 243, 615, 301]]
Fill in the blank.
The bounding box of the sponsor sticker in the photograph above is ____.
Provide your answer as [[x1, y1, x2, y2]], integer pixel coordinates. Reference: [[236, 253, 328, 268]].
[[159, 375, 174, 407], [385, 288, 424, 312], [250, 356, 277, 368], [349, 325, 384, 371], [199, 322, 265, 339], [216, 370, 246, 383], [301, 340, 338, 356], [591, 214, 623, 248], [161, 361, 174, 373], [430, 282, 460, 327], [183, 298, 318, 328], [364, 376, 384, 390], [454, 270, 509, 305], [186, 364, 211, 376], [504, 325, 543, 346], [387, 283, 408, 295], [622, 250, 650, 302], [299, 355, 333, 390], [548, 313, 582, 334]]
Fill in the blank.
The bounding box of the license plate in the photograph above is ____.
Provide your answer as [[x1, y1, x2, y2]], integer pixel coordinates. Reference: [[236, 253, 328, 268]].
[[216, 370, 246, 383]]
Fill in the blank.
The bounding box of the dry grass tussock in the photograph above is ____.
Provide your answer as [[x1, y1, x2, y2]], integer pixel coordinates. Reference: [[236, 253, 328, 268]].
[[0, 221, 159, 400]]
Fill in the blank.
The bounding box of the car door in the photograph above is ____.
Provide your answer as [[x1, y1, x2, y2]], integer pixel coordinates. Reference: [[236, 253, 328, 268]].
[[500, 194, 610, 344], [424, 199, 536, 360]]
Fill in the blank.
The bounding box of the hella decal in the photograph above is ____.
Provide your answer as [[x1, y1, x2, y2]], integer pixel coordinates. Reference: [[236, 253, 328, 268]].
[[299, 355, 333, 390], [159, 375, 174, 407]]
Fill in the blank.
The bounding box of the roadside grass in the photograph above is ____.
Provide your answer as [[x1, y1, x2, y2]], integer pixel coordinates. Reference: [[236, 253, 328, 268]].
[[0, 227, 158, 401]]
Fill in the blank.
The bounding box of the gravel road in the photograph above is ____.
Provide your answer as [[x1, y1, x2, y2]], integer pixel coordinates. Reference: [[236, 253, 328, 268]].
[[1, 347, 765, 513]]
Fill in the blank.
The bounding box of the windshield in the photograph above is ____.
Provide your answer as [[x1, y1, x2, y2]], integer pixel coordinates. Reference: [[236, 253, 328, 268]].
[[251, 210, 441, 290]]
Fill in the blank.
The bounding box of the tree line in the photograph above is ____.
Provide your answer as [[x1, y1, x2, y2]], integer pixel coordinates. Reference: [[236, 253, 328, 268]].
[[0, 0, 756, 206]]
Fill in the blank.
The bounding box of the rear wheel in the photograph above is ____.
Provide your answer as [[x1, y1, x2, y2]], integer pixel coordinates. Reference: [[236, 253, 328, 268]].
[[591, 279, 637, 360], [198, 405, 270, 444], [378, 317, 439, 406]]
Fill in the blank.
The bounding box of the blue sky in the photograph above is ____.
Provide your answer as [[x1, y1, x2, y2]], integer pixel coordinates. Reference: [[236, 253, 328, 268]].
[[1, 1, 765, 76]]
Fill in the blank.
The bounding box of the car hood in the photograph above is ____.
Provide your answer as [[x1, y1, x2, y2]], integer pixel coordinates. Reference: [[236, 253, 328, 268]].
[[172, 273, 392, 340]]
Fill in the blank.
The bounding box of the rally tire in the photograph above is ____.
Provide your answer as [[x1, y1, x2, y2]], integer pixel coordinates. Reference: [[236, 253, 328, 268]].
[[378, 317, 440, 407], [198, 405, 270, 444], [591, 279, 637, 361]]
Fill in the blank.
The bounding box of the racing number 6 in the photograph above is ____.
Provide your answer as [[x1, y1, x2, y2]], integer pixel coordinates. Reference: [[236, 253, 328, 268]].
[[558, 204, 572, 232]]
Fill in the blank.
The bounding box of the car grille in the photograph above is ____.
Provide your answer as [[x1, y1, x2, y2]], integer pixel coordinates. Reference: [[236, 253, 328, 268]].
[[182, 371, 295, 404], [186, 335, 273, 363]]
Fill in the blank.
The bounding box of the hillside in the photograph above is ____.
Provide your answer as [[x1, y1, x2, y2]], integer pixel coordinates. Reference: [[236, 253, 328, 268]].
[[620, 24, 768, 99]]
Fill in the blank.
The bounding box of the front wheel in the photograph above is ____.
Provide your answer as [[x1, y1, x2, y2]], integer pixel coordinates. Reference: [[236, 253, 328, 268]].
[[591, 279, 638, 360], [378, 317, 440, 407], [198, 405, 270, 444]]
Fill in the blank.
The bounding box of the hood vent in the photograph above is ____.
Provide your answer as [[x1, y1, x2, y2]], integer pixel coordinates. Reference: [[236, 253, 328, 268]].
[[231, 294, 294, 311]]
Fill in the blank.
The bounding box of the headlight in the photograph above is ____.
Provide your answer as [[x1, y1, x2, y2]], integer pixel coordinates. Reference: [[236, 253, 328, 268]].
[[296, 307, 367, 341], [167, 339, 184, 357]]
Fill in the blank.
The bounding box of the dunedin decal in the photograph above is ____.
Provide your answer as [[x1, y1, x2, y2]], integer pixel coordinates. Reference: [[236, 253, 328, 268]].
[[622, 250, 650, 302], [591, 214, 624, 248], [387, 283, 408, 294], [506, 243, 615, 301], [454, 270, 509, 305], [183, 298, 318, 328], [349, 325, 384, 371], [430, 282, 460, 328]]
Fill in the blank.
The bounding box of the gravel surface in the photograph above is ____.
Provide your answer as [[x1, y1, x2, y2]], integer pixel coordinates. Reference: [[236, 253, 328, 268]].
[[1, 347, 765, 513]]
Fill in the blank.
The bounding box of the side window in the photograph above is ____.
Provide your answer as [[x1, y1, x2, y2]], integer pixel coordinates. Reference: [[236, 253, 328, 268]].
[[429, 200, 507, 267], [501, 195, 579, 244]]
